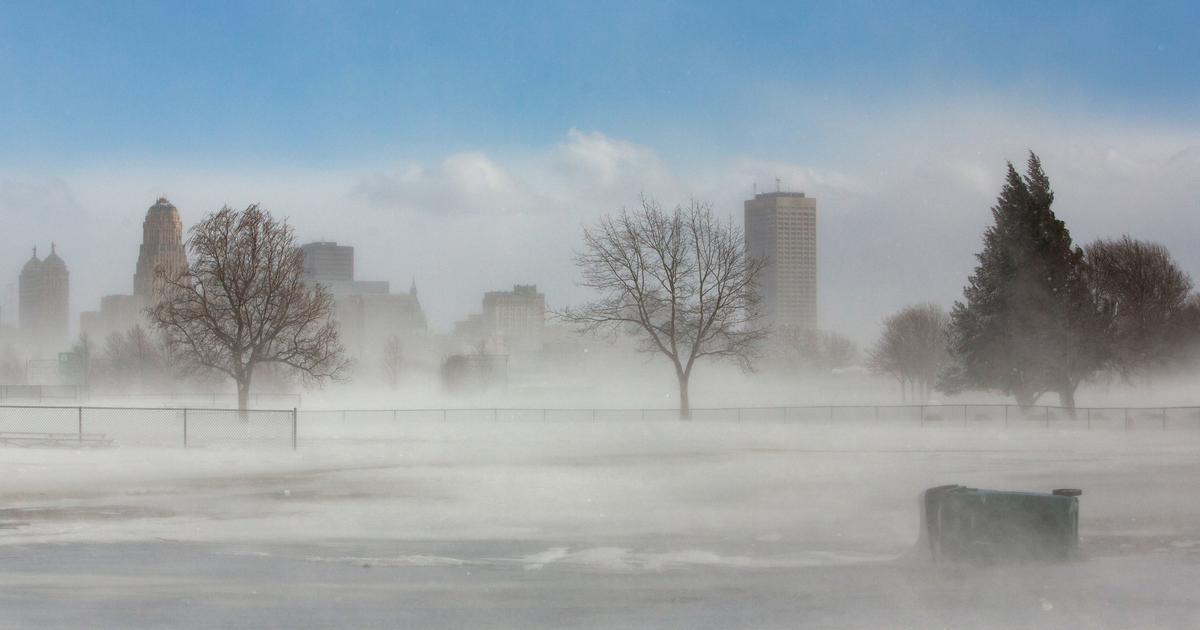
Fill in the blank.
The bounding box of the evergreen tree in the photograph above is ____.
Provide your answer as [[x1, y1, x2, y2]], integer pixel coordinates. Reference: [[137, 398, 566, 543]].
[[940, 153, 1108, 411]]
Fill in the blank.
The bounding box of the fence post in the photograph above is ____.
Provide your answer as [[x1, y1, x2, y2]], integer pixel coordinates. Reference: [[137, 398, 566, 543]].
[[1163, 408, 1168, 431], [1086, 408, 1091, 430], [963, 405, 968, 426], [1004, 405, 1009, 428], [543, 408, 547, 423], [77, 406, 83, 445], [1045, 406, 1050, 428], [442, 409, 447, 422], [828, 406, 834, 424], [292, 407, 298, 450], [592, 408, 597, 423], [183, 408, 189, 448], [1125, 408, 1130, 432], [493, 408, 498, 422], [920, 405, 925, 426]]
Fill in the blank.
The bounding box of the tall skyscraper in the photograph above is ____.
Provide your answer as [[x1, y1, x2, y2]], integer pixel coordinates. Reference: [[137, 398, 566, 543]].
[[744, 190, 817, 333], [19, 244, 70, 352], [133, 197, 187, 301]]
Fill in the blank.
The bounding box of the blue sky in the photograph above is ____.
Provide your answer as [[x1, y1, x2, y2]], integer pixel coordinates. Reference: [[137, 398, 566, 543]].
[[1, 1, 1198, 342], [2, 1, 1196, 167]]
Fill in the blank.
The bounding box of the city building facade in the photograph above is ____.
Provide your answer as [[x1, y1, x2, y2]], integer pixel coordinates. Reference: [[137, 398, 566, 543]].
[[744, 191, 817, 333], [81, 197, 187, 342], [301, 241, 354, 285], [455, 284, 546, 353], [133, 197, 187, 302], [298, 241, 427, 364], [19, 244, 70, 353]]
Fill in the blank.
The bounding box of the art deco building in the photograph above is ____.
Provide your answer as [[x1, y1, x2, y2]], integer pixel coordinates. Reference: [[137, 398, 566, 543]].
[[19, 244, 70, 353], [745, 191, 817, 333], [81, 197, 187, 341], [133, 197, 187, 302]]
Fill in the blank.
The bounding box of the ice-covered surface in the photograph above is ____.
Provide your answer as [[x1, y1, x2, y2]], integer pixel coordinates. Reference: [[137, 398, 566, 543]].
[[2, 422, 1200, 628]]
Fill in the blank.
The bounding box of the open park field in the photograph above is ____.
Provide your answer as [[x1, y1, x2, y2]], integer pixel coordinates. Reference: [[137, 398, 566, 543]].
[[3, 419, 1200, 628]]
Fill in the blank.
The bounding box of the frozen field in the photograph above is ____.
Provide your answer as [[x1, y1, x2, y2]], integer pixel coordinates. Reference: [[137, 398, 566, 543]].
[[3, 420, 1200, 628]]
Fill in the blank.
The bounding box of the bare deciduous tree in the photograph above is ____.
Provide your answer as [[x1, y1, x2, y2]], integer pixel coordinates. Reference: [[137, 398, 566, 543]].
[[1085, 236, 1196, 376], [869, 303, 949, 402], [149, 204, 348, 413], [102, 325, 168, 392], [558, 198, 767, 419]]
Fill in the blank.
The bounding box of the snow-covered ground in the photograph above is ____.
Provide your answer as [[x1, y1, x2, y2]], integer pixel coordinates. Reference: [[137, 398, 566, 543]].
[[3, 421, 1200, 628]]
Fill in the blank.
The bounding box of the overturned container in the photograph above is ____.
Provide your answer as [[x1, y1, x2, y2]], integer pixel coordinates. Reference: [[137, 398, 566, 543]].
[[917, 485, 1081, 563]]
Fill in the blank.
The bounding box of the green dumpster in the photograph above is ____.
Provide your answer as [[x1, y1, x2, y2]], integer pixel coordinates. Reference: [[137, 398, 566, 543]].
[[918, 485, 1081, 563]]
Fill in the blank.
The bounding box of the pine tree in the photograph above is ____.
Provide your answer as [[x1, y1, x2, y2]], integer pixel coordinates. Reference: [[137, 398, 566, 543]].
[[940, 153, 1107, 411]]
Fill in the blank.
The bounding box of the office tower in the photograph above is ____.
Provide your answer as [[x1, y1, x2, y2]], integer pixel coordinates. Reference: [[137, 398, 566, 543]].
[[133, 197, 187, 301], [298, 241, 426, 361], [454, 284, 546, 353], [744, 190, 817, 333], [301, 241, 355, 285]]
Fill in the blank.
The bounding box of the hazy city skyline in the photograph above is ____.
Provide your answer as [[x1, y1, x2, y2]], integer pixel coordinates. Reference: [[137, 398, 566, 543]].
[[1, 3, 1197, 343]]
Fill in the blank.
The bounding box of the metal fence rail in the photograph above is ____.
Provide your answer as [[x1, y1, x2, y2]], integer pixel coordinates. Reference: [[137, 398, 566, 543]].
[[1, 403, 1198, 449], [295, 403, 1200, 441], [0, 405, 297, 449]]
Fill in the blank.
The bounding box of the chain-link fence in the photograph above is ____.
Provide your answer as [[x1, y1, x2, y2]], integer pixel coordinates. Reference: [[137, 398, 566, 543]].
[[0, 405, 296, 448], [291, 404, 1200, 442], [2, 403, 1199, 449]]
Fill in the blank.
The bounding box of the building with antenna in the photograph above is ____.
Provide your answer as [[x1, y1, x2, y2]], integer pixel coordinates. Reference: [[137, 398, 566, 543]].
[[19, 243, 70, 354], [744, 188, 817, 333]]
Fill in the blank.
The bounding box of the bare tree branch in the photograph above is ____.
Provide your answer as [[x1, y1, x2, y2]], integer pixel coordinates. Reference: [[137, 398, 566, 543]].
[[148, 204, 348, 412], [555, 198, 768, 418]]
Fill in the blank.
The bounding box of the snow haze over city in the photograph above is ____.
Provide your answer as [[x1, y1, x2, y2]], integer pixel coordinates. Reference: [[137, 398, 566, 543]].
[[1, 2, 1199, 629]]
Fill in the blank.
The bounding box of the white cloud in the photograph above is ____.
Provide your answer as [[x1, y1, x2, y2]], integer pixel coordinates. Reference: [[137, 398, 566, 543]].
[[550, 128, 679, 205], [353, 151, 542, 215]]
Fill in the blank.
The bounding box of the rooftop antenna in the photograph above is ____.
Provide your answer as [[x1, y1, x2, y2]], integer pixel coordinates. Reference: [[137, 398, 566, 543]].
[[775, 177, 782, 193], [753, 181, 758, 196]]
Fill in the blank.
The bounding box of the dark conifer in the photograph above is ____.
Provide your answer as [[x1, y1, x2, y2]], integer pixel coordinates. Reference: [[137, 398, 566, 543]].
[[941, 153, 1107, 411]]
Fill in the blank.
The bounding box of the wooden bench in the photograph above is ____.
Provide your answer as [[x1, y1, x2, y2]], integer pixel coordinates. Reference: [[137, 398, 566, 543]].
[[0, 431, 113, 448]]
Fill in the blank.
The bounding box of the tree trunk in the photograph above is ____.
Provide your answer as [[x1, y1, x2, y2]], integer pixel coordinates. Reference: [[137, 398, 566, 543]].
[[1058, 383, 1077, 418], [1013, 386, 1038, 411], [677, 371, 691, 420], [236, 370, 252, 421]]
